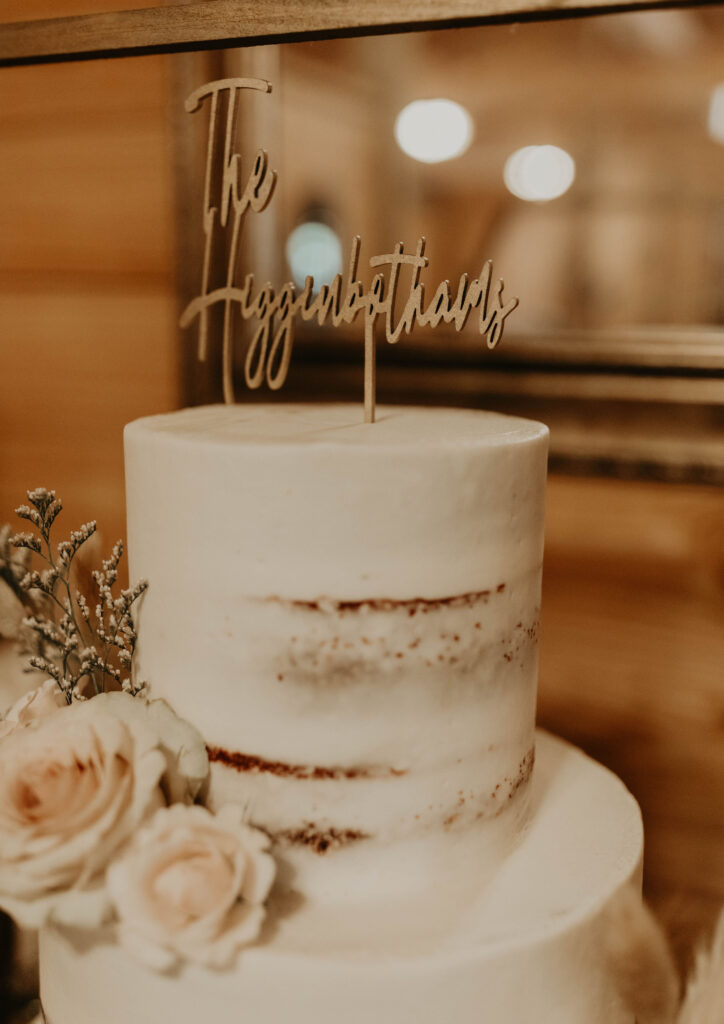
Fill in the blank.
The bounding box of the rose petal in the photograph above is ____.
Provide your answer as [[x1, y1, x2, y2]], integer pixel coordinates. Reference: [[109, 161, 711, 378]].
[[116, 923, 179, 973], [0, 679, 66, 741], [98, 693, 208, 804], [174, 904, 266, 970], [0, 877, 111, 931]]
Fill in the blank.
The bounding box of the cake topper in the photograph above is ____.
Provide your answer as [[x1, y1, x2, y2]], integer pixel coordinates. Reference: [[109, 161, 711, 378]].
[[179, 78, 519, 423]]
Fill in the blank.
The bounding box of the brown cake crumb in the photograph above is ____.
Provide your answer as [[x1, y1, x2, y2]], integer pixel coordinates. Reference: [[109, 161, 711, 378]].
[[267, 588, 502, 615], [208, 746, 407, 780], [276, 823, 370, 854]]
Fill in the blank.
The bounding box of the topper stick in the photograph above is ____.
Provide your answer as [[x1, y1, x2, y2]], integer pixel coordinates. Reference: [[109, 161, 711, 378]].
[[364, 318, 376, 424]]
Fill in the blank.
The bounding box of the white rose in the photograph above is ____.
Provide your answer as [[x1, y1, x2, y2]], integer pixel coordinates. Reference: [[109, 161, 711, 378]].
[[0, 694, 169, 929], [107, 804, 276, 971], [99, 692, 208, 806], [0, 679, 67, 739]]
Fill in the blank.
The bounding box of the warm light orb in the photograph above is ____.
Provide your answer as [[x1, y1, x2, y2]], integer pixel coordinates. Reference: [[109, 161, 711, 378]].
[[503, 145, 576, 202], [394, 99, 474, 164], [285, 222, 343, 290], [708, 83, 724, 144]]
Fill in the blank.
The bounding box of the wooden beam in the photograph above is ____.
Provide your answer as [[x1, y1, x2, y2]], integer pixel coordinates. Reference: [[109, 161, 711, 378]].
[[1, 0, 720, 68]]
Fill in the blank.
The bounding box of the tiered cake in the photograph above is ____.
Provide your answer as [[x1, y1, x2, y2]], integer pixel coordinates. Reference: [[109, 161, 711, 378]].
[[39, 403, 643, 1023]]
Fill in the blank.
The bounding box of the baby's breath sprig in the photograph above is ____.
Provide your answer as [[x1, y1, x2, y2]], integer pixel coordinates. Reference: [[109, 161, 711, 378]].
[[8, 488, 148, 703], [0, 524, 40, 613]]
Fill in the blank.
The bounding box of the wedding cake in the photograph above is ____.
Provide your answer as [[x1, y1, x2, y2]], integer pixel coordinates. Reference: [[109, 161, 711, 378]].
[[22, 403, 641, 1022]]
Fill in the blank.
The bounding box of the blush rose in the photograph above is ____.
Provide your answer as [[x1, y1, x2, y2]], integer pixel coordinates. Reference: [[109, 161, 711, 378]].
[[0, 692, 208, 929], [107, 804, 276, 971], [0, 679, 67, 739]]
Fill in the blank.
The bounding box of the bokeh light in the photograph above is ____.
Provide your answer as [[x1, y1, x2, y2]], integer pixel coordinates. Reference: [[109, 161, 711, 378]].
[[285, 222, 344, 289], [503, 145, 576, 202], [394, 99, 473, 164]]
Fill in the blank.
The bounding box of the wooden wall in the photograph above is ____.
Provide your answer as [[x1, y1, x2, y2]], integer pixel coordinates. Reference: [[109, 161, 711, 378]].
[[541, 475, 724, 966], [0, 40, 179, 546]]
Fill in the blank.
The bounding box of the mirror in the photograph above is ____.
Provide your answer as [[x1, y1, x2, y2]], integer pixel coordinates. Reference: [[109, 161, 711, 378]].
[[180, 11, 724, 481]]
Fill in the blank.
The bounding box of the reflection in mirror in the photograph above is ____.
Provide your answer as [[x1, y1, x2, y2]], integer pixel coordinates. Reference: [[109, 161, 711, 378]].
[[185, 11, 724, 481]]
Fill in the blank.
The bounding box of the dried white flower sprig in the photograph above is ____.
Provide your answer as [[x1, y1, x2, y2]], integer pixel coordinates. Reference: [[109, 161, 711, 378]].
[[9, 487, 147, 703], [0, 523, 37, 612]]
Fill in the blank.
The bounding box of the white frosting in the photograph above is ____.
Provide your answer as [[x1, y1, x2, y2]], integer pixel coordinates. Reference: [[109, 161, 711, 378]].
[[37, 404, 645, 1019], [123, 404, 549, 922], [124, 403, 547, 600], [40, 732, 643, 1024]]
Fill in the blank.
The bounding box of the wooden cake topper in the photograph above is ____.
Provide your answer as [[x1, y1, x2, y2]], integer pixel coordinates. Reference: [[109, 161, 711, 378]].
[[180, 78, 519, 424]]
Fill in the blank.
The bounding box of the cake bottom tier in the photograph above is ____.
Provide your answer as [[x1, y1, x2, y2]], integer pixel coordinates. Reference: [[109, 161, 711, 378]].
[[39, 731, 643, 1024]]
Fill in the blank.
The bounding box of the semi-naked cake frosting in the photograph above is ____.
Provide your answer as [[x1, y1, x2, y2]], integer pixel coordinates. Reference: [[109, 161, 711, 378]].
[[39, 403, 643, 1022], [123, 403, 547, 935]]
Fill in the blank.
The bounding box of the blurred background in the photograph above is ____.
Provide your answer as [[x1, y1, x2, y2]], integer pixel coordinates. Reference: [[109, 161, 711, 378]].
[[1, 2, 723, 1016]]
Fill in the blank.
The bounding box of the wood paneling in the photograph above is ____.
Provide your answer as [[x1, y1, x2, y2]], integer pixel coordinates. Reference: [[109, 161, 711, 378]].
[[0, 58, 174, 277], [0, 53, 179, 548], [540, 474, 724, 964], [2, 0, 717, 68], [0, 0, 163, 23], [0, 286, 178, 543]]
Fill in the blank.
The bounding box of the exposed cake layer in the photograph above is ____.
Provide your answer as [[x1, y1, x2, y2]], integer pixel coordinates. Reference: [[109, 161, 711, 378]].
[[204, 581, 540, 912], [39, 733, 644, 1024], [124, 404, 548, 916]]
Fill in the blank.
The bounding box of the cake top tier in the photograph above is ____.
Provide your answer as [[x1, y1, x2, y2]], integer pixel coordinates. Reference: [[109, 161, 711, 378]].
[[124, 403, 548, 601], [125, 403, 548, 451]]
